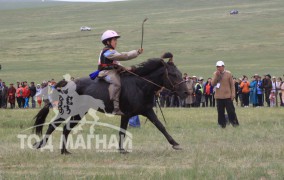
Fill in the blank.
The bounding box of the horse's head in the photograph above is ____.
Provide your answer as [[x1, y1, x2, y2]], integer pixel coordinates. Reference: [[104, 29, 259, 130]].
[[161, 61, 188, 99], [133, 58, 188, 99]]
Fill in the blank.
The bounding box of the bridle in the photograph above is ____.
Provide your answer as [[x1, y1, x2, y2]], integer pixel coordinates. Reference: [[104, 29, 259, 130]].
[[161, 61, 186, 92], [123, 60, 185, 93]]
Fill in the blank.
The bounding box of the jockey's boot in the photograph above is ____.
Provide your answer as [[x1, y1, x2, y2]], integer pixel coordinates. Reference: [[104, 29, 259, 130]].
[[112, 100, 124, 115]]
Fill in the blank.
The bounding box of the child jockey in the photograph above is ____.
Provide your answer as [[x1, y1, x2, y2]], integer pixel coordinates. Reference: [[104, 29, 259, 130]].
[[98, 30, 143, 115]]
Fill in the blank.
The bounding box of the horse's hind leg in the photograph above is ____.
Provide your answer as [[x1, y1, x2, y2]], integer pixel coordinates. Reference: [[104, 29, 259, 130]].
[[61, 115, 82, 155], [142, 109, 181, 150], [118, 115, 130, 153], [33, 117, 65, 149]]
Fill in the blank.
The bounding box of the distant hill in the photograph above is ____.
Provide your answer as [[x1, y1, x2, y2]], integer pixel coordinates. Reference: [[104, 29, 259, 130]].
[[0, 0, 65, 10], [0, 0, 40, 2], [1, 0, 284, 82]]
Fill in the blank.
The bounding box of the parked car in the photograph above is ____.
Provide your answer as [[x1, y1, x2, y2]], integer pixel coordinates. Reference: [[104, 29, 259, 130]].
[[230, 9, 239, 15], [80, 26, 91, 31]]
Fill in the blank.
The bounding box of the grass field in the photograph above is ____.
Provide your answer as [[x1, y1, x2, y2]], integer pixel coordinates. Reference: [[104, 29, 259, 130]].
[[0, 107, 283, 179], [0, 0, 284, 83], [0, 0, 284, 179]]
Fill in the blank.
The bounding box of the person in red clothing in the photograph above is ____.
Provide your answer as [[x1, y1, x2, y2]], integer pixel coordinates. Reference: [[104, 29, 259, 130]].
[[22, 81, 30, 108], [16, 84, 24, 108], [240, 76, 250, 107], [16, 84, 23, 108], [204, 78, 214, 107], [8, 83, 16, 109]]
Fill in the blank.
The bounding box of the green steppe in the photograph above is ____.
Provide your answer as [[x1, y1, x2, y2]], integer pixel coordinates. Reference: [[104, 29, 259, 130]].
[[0, 0, 283, 179]]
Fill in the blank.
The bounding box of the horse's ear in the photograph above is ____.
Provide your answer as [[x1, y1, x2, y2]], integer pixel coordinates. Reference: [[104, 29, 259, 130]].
[[164, 60, 176, 67]]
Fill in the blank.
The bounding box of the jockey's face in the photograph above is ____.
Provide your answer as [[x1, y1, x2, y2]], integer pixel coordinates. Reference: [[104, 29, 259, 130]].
[[110, 38, 118, 49]]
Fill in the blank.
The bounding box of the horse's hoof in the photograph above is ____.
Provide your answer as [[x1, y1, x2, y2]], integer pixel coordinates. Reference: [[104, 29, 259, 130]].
[[64, 151, 72, 155], [232, 122, 239, 127], [33, 142, 42, 149], [61, 150, 72, 155], [172, 145, 182, 150], [118, 149, 129, 154]]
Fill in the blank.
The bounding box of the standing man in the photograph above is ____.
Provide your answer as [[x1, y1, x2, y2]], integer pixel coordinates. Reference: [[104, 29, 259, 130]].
[[212, 61, 239, 128], [29, 82, 37, 108], [8, 83, 16, 109], [185, 76, 195, 107], [262, 74, 272, 107], [256, 76, 263, 106], [1, 82, 8, 108], [194, 77, 204, 107]]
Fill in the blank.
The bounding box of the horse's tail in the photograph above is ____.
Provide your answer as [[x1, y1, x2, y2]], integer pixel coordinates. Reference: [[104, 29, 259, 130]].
[[33, 79, 68, 135], [33, 103, 51, 135]]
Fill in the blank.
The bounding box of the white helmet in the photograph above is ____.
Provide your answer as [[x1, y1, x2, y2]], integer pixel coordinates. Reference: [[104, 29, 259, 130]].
[[216, 60, 225, 67], [101, 30, 120, 43]]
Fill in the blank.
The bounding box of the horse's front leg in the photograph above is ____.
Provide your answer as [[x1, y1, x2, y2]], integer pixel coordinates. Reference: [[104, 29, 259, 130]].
[[118, 115, 130, 153], [61, 115, 82, 155], [142, 109, 182, 150]]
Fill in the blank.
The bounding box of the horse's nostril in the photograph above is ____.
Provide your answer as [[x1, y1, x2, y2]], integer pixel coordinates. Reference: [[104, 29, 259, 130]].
[[184, 91, 189, 95]]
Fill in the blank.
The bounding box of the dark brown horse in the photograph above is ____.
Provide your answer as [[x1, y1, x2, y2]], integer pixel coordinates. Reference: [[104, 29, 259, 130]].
[[33, 58, 188, 154]]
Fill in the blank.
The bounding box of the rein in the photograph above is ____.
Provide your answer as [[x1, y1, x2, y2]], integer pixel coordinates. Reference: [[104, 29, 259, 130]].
[[122, 61, 185, 93], [122, 68, 170, 125], [122, 68, 172, 92]]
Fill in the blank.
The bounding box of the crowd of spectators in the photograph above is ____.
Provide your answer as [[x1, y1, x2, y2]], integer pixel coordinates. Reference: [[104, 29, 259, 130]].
[[157, 74, 215, 108], [0, 74, 284, 109], [156, 73, 284, 108], [0, 78, 59, 109], [234, 74, 283, 107]]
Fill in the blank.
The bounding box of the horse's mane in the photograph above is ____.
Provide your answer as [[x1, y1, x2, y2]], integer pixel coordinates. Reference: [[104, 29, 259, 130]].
[[132, 58, 164, 76]]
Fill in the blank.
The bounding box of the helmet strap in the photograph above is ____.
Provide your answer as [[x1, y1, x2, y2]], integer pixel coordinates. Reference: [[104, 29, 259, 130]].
[[105, 39, 114, 49]]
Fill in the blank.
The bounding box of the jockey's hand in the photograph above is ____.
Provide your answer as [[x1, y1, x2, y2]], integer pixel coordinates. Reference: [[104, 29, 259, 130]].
[[117, 66, 131, 73], [137, 48, 143, 54], [116, 65, 124, 73]]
